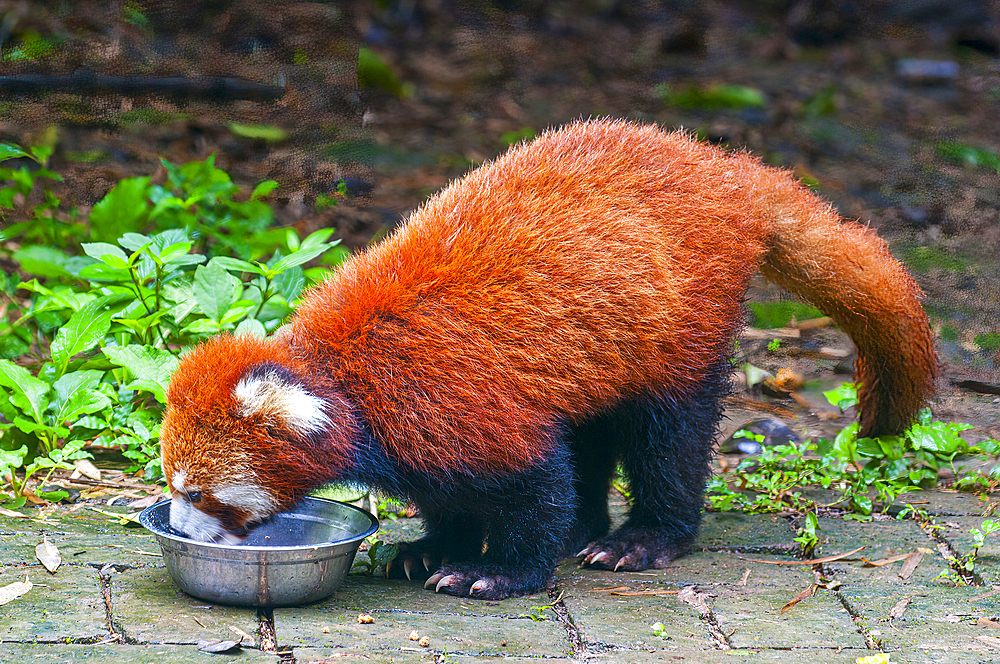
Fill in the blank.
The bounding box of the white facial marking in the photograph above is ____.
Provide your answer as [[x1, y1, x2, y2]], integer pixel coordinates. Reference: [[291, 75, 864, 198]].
[[172, 470, 187, 493], [168, 494, 237, 543], [233, 371, 328, 435], [213, 483, 278, 521]]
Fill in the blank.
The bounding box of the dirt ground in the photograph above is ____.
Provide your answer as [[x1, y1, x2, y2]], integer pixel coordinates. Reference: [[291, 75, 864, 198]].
[[1, 0, 998, 443]]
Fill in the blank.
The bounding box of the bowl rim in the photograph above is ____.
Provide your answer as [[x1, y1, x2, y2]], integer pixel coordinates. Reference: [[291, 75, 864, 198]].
[[139, 495, 379, 553]]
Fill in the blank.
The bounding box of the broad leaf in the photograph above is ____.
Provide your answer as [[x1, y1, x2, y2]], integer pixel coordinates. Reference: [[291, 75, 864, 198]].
[[89, 176, 152, 242], [0, 360, 49, 424], [192, 261, 240, 323], [52, 371, 110, 423], [102, 345, 179, 403]]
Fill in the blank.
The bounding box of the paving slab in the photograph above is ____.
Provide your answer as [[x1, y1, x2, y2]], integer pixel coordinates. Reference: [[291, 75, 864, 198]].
[[696, 512, 797, 553], [839, 585, 1000, 656], [107, 564, 262, 645], [1, 510, 163, 568], [0, 644, 280, 663], [293, 648, 566, 663], [273, 600, 571, 657], [813, 516, 945, 584], [713, 585, 866, 649], [0, 563, 107, 643]]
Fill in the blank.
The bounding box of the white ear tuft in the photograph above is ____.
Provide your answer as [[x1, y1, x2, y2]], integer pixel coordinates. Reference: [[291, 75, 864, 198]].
[[233, 369, 329, 435]]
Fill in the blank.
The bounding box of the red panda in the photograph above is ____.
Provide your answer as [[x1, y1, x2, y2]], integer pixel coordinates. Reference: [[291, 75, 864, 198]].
[[160, 118, 937, 600]]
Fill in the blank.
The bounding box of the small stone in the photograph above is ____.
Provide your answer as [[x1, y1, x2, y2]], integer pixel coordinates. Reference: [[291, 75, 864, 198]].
[[358, 613, 374, 624], [409, 630, 420, 641], [418, 635, 430, 647]]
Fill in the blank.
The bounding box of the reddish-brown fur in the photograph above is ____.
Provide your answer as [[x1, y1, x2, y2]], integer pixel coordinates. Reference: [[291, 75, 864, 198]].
[[161, 119, 937, 596]]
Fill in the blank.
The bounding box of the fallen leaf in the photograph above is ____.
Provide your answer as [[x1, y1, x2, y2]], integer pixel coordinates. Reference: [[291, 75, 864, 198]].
[[229, 625, 254, 647], [197, 638, 242, 653], [742, 546, 866, 565], [35, 537, 61, 573], [0, 575, 32, 605], [898, 550, 926, 580], [780, 584, 816, 613], [888, 596, 910, 620], [978, 618, 1000, 629], [975, 635, 1000, 648], [862, 552, 913, 567], [73, 458, 102, 481], [87, 506, 143, 526], [0, 506, 28, 518], [971, 588, 1000, 602], [676, 586, 712, 614]]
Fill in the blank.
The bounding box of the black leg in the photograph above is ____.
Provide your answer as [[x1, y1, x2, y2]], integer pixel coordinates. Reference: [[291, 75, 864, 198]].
[[420, 447, 577, 599], [562, 414, 621, 557], [581, 360, 731, 570]]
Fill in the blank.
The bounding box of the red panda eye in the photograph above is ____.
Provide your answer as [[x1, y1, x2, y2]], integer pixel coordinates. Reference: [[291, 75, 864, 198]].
[[187, 490, 202, 504]]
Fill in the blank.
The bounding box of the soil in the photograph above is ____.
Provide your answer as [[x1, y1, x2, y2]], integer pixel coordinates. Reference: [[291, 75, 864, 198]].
[[1, 0, 998, 443]]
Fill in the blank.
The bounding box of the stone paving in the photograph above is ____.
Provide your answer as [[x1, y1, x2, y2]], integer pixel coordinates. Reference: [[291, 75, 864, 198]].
[[2, 489, 1000, 664]]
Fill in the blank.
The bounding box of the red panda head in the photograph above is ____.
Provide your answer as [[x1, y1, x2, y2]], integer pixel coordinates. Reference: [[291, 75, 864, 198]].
[[160, 334, 351, 543]]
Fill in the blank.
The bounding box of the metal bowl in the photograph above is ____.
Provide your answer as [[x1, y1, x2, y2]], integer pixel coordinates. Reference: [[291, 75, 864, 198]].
[[139, 497, 378, 607]]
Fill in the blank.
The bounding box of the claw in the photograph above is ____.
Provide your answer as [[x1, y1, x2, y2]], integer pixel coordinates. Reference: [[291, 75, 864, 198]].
[[614, 557, 626, 571], [435, 574, 457, 593], [576, 546, 591, 558], [589, 551, 608, 565], [422, 555, 432, 572], [470, 578, 490, 596], [425, 572, 444, 590], [403, 558, 413, 581]]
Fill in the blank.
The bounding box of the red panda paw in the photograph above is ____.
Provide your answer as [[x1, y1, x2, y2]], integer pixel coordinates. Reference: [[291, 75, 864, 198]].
[[421, 563, 550, 600], [578, 531, 690, 571]]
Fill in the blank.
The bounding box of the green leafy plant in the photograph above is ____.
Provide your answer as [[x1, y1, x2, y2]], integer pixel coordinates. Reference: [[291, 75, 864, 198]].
[[352, 537, 399, 576], [708, 384, 999, 521], [2, 142, 350, 500], [793, 511, 820, 557], [935, 519, 1000, 585]]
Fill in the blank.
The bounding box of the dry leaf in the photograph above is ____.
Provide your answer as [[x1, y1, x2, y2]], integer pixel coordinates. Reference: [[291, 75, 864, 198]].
[[975, 635, 1000, 648], [862, 552, 912, 567], [0, 575, 32, 605], [888, 596, 910, 620], [676, 586, 712, 614], [197, 638, 242, 653], [229, 626, 255, 648], [971, 588, 1000, 602], [742, 546, 866, 565], [780, 584, 816, 613], [35, 537, 61, 573], [898, 550, 926, 580], [73, 458, 102, 481], [0, 506, 28, 518]]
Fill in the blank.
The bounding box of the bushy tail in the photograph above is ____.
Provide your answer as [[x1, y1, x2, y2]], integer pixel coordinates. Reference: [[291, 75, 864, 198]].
[[756, 181, 938, 438]]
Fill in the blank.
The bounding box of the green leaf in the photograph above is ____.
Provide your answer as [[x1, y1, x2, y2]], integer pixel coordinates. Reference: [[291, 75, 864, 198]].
[[234, 318, 266, 339], [271, 245, 329, 272], [0, 445, 28, 477], [0, 360, 50, 424], [250, 180, 279, 201], [212, 256, 263, 275], [13, 245, 73, 279], [82, 242, 129, 267], [192, 262, 240, 323], [227, 123, 288, 142], [89, 176, 152, 242], [52, 371, 110, 423], [102, 345, 179, 403], [0, 144, 30, 162], [50, 295, 131, 370]]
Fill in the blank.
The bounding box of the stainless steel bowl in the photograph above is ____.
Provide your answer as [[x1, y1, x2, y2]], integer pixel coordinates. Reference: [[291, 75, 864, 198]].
[[139, 497, 378, 607]]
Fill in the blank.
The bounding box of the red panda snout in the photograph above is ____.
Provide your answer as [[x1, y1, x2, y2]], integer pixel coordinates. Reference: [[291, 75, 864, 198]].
[[161, 337, 340, 542]]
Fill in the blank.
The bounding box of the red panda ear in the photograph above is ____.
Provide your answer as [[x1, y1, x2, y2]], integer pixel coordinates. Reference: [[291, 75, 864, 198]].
[[232, 366, 328, 435]]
